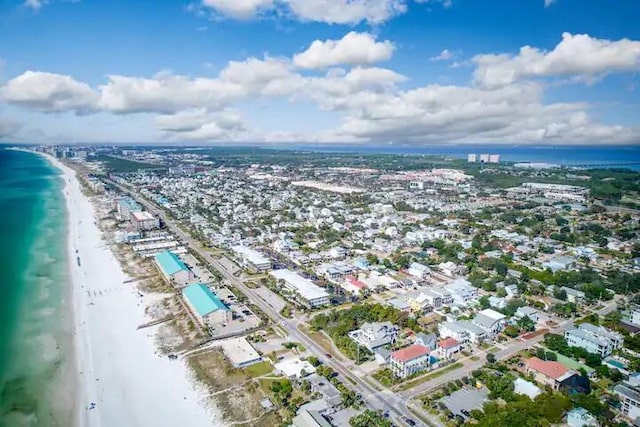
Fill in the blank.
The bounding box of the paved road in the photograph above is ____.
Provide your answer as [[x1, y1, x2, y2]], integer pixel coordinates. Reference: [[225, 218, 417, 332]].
[[108, 180, 427, 427]]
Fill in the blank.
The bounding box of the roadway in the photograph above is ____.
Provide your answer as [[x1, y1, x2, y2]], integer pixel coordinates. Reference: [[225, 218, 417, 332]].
[[107, 179, 425, 427]]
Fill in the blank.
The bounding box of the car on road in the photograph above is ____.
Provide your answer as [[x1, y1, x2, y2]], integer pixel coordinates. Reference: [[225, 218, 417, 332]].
[[401, 417, 416, 426], [461, 409, 471, 417], [325, 353, 332, 358]]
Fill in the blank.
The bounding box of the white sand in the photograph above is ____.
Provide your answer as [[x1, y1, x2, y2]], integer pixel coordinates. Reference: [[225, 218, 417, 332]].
[[43, 155, 224, 427]]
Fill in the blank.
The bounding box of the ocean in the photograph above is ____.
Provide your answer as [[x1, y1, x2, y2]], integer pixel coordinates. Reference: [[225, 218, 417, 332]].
[[0, 149, 74, 427], [268, 143, 640, 169]]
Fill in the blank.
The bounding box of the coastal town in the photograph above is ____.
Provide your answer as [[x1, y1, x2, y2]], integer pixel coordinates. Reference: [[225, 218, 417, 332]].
[[38, 146, 640, 427]]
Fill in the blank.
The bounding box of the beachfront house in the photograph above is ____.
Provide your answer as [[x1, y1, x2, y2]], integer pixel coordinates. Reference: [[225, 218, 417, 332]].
[[154, 250, 194, 286], [182, 283, 232, 327]]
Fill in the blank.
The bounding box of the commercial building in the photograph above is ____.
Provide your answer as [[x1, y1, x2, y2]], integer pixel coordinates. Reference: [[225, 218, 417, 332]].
[[270, 269, 330, 308], [565, 323, 623, 357], [130, 211, 160, 231], [275, 358, 316, 378], [231, 245, 272, 272], [390, 344, 432, 378], [182, 283, 232, 326], [219, 337, 261, 368], [116, 196, 141, 220], [348, 322, 399, 352], [154, 250, 195, 285]]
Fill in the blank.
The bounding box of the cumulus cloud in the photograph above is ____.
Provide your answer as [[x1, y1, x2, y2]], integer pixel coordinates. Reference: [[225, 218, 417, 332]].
[[199, 0, 408, 24], [1, 71, 98, 113], [24, 0, 46, 10], [293, 32, 395, 70], [474, 32, 640, 88], [2, 32, 639, 144], [430, 49, 454, 61], [200, 0, 275, 19], [544, 0, 556, 7]]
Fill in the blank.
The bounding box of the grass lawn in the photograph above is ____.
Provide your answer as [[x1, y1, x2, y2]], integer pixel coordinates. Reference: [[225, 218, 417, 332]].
[[298, 325, 345, 360], [243, 361, 274, 377], [258, 377, 285, 394]]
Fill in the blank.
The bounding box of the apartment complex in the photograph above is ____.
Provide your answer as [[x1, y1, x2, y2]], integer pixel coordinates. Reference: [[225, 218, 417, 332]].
[[564, 323, 623, 357], [270, 269, 330, 308]]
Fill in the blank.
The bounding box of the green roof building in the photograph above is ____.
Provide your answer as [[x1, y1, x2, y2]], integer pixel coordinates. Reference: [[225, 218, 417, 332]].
[[182, 283, 231, 326]]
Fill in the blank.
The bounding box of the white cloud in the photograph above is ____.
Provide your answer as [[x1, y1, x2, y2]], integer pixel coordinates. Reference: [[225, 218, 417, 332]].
[[293, 32, 395, 70], [544, 0, 556, 7], [24, 0, 46, 10], [2, 32, 639, 145], [199, 0, 407, 24], [430, 49, 454, 61], [284, 0, 406, 24], [474, 32, 640, 88], [0, 118, 22, 140], [200, 0, 275, 19], [1, 71, 98, 113]]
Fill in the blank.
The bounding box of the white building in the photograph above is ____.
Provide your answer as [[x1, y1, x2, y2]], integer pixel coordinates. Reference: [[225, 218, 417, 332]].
[[467, 154, 477, 163], [390, 344, 432, 378], [231, 245, 272, 272], [219, 337, 262, 368], [348, 322, 399, 352], [564, 323, 623, 357], [130, 211, 160, 231], [407, 262, 431, 280], [472, 309, 507, 335], [270, 269, 330, 308]]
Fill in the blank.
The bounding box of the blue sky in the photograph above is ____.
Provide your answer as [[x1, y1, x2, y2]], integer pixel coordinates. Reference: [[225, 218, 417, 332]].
[[0, 0, 639, 144]]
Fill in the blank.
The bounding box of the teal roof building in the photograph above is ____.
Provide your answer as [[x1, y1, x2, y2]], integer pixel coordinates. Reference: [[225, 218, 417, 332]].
[[155, 251, 189, 276], [182, 283, 229, 317]]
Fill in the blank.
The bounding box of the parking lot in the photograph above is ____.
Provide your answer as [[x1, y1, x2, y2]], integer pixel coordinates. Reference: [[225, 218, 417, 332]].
[[207, 285, 262, 337], [438, 387, 489, 419]]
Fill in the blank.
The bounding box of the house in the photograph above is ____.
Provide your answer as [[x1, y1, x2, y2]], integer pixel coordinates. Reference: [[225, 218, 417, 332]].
[[437, 337, 461, 359], [515, 306, 549, 326], [629, 305, 640, 326], [472, 309, 507, 335], [438, 322, 470, 343], [438, 261, 465, 277], [489, 296, 507, 310], [415, 333, 438, 350], [566, 407, 598, 427], [444, 278, 478, 306], [305, 374, 342, 407], [562, 287, 586, 304], [341, 276, 367, 296], [275, 358, 316, 378], [155, 251, 195, 286], [543, 255, 577, 272], [374, 348, 391, 365], [292, 399, 333, 427], [614, 379, 640, 421], [348, 322, 399, 352], [407, 262, 431, 280], [524, 357, 589, 393], [406, 290, 433, 314], [182, 283, 232, 326], [387, 297, 411, 312], [390, 344, 432, 378], [564, 323, 624, 358], [219, 337, 261, 368]]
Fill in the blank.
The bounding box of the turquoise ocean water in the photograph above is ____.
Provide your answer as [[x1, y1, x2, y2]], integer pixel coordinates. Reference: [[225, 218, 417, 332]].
[[0, 149, 74, 427]]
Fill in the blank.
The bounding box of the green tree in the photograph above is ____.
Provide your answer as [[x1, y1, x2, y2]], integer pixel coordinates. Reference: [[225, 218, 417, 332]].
[[486, 353, 496, 363]]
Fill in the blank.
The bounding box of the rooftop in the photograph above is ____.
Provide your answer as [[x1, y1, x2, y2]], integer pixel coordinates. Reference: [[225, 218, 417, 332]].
[[391, 344, 430, 362], [270, 269, 329, 301], [525, 357, 568, 380], [231, 245, 271, 265], [182, 283, 229, 317], [155, 250, 190, 276], [438, 337, 460, 348]]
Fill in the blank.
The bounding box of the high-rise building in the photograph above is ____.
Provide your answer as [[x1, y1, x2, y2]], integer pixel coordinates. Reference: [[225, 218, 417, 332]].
[[488, 154, 500, 163], [479, 154, 490, 163], [467, 154, 477, 163]]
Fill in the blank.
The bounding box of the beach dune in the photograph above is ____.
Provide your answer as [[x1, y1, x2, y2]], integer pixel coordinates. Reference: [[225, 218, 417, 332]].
[[46, 155, 222, 427]]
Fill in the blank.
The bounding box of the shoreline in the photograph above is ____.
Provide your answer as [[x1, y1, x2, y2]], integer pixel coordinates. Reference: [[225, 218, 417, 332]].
[[38, 153, 221, 427]]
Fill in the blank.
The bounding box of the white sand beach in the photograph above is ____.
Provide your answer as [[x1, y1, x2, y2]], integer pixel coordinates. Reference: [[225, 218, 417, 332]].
[[44, 155, 223, 427]]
